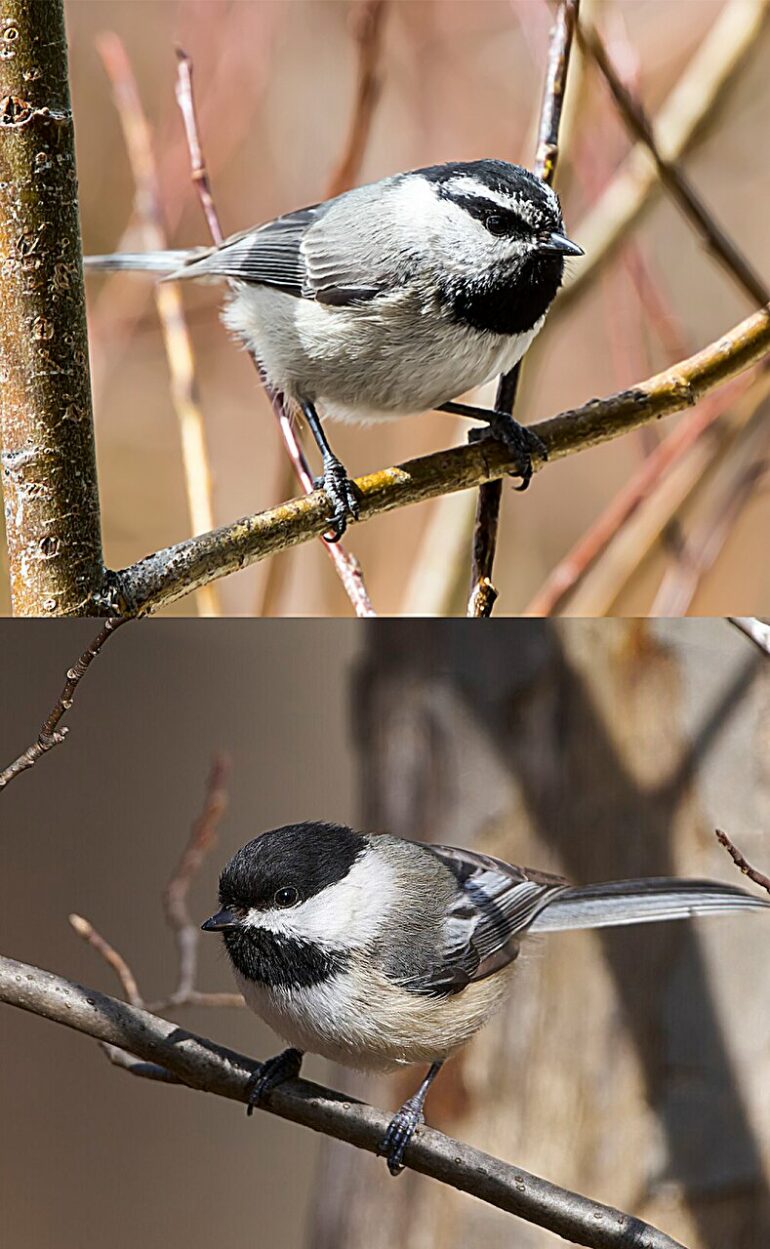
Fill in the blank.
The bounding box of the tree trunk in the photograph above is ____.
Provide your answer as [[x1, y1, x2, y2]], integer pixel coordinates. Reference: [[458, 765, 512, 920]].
[[310, 619, 770, 1248], [0, 0, 104, 615]]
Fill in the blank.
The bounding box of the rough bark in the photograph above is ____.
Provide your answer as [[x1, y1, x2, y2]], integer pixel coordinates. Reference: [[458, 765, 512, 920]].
[[0, 0, 103, 615]]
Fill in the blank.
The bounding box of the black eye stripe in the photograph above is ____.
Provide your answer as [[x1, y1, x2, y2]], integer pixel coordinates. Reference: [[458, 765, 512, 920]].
[[439, 190, 536, 236]]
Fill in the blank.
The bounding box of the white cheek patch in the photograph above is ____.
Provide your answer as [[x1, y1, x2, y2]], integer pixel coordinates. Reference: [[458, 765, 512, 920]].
[[242, 847, 399, 949]]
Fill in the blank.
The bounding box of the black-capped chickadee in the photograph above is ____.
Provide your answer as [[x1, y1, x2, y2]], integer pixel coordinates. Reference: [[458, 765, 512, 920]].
[[86, 159, 583, 537], [201, 821, 769, 1175]]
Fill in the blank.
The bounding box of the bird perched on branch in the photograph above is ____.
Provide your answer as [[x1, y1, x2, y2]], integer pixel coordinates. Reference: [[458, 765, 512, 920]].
[[85, 159, 583, 538], [201, 820, 769, 1175]]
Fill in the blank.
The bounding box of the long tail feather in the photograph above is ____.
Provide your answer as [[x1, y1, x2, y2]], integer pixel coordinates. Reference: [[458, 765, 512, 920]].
[[529, 878, 769, 933], [83, 250, 199, 274]]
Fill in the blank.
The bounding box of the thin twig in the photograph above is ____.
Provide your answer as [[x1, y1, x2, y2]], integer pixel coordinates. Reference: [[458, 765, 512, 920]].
[[324, 0, 388, 199], [68, 914, 143, 1007], [555, 0, 770, 319], [68, 754, 243, 1014], [173, 50, 375, 617], [0, 618, 127, 791], [0, 955, 687, 1249], [716, 831, 770, 897], [578, 18, 770, 309], [728, 617, 770, 656], [161, 753, 230, 1005], [174, 49, 223, 246], [97, 34, 220, 618], [468, 0, 580, 617], [105, 303, 770, 617]]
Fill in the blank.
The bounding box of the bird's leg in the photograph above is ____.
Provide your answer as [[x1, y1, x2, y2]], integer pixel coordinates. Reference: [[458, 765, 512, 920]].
[[245, 1047, 304, 1116], [377, 1060, 444, 1177], [438, 400, 548, 491], [299, 399, 360, 541]]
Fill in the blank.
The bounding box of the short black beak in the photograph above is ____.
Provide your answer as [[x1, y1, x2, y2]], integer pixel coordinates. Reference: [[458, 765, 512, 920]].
[[538, 231, 584, 257], [201, 908, 239, 933]]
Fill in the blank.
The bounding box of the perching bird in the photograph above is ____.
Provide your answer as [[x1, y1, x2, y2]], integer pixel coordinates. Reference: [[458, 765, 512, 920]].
[[85, 159, 583, 538], [201, 820, 769, 1175]]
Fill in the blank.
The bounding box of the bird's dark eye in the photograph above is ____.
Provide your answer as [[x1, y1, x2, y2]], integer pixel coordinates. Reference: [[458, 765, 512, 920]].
[[274, 886, 299, 908], [485, 214, 509, 237]]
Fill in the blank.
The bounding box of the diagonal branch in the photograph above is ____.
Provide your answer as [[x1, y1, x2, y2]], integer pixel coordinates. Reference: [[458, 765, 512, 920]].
[[106, 303, 770, 617], [0, 954, 686, 1249], [468, 0, 580, 617], [578, 17, 769, 308], [555, 0, 770, 318], [716, 829, 770, 897]]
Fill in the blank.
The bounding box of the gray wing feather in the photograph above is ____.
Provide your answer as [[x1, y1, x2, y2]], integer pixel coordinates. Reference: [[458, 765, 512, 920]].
[[402, 844, 568, 997], [528, 878, 770, 932], [169, 189, 397, 305]]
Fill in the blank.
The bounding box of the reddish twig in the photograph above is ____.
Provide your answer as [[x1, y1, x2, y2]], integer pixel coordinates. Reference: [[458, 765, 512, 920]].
[[325, 0, 388, 199], [68, 914, 142, 1007], [173, 50, 375, 617], [174, 49, 223, 246], [468, 0, 580, 617], [578, 19, 770, 309], [0, 618, 128, 792], [716, 830, 770, 897]]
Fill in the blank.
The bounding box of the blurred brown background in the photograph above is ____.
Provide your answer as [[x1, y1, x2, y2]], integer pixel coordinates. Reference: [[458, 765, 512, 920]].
[[2, 0, 768, 616], [1, 618, 769, 1247]]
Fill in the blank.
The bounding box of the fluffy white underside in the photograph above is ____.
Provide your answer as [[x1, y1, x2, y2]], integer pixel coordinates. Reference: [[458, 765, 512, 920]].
[[235, 959, 517, 1070], [222, 285, 543, 424]]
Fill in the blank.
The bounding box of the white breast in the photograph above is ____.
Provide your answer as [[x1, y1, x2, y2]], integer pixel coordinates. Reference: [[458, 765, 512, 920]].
[[222, 284, 545, 424]]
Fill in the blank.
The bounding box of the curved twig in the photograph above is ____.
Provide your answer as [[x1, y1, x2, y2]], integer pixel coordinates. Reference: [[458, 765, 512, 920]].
[[105, 304, 770, 616], [0, 954, 685, 1249]]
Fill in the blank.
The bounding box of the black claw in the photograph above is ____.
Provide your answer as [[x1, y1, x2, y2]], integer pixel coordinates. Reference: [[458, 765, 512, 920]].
[[245, 1048, 303, 1117], [377, 1099, 425, 1177], [315, 458, 360, 542], [485, 412, 548, 491]]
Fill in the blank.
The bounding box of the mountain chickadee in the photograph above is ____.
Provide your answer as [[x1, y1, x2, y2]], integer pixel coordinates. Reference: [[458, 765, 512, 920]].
[[201, 821, 769, 1174], [86, 159, 583, 537]]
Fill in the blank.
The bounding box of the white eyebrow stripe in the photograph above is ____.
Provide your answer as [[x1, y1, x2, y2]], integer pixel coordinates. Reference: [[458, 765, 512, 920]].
[[242, 846, 399, 949], [442, 176, 555, 229]]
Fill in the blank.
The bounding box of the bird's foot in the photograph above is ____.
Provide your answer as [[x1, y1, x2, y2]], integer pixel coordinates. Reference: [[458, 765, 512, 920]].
[[480, 412, 548, 491], [245, 1047, 303, 1116], [377, 1096, 425, 1177], [314, 456, 360, 542]]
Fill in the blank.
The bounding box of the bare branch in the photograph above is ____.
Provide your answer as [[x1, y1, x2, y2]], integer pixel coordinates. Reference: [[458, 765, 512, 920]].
[[0, 0, 104, 615], [728, 617, 770, 656], [556, 0, 770, 319], [716, 830, 770, 897], [468, 0, 580, 617], [161, 753, 230, 1005], [107, 304, 770, 617], [97, 33, 220, 618], [578, 18, 769, 308], [0, 954, 686, 1249], [0, 617, 127, 791], [68, 913, 142, 1007], [174, 49, 223, 246]]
